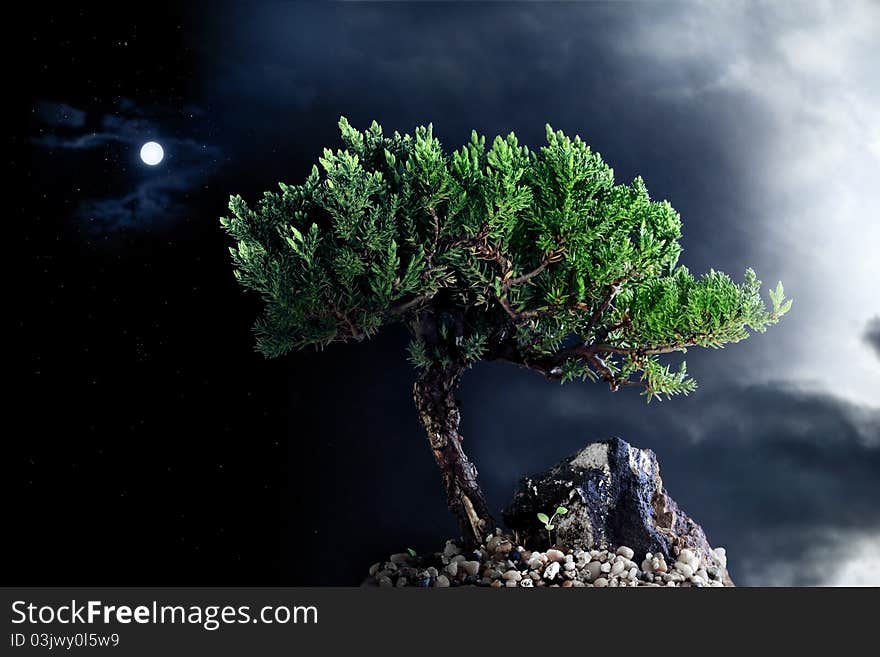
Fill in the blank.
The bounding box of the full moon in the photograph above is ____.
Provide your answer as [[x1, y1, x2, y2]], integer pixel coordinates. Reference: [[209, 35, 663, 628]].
[[139, 141, 164, 166]]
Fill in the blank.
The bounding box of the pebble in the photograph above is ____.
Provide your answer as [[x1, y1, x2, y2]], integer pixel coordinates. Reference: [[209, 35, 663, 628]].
[[461, 561, 480, 577], [368, 539, 730, 589], [443, 541, 461, 558], [674, 562, 694, 578], [546, 549, 566, 562]]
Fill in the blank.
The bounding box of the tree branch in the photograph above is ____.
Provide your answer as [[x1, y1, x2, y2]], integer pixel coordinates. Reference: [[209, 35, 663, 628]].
[[390, 294, 434, 315], [506, 248, 564, 287], [507, 261, 550, 286], [582, 281, 623, 338], [485, 332, 705, 393]]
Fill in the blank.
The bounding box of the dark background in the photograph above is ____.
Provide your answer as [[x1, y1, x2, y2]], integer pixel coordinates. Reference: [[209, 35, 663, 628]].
[[9, 3, 879, 586]]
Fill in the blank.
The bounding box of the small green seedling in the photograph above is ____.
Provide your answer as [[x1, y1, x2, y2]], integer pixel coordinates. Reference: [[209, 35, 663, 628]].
[[537, 506, 568, 544], [406, 548, 418, 559]]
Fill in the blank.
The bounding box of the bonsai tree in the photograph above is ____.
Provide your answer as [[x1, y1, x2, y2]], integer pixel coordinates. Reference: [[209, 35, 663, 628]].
[[221, 118, 791, 547]]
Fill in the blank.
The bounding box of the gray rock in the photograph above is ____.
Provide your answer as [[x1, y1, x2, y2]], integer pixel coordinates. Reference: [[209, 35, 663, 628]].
[[543, 562, 561, 580], [616, 546, 635, 560], [502, 438, 733, 585], [443, 541, 461, 558], [461, 561, 480, 577], [674, 562, 694, 578], [546, 548, 566, 563]]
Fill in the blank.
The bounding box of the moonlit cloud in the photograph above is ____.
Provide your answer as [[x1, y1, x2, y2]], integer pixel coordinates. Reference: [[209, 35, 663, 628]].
[[34, 100, 87, 128], [737, 528, 880, 587], [32, 100, 222, 231], [865, 317, 880, 361], [619, 1, 880, 407]]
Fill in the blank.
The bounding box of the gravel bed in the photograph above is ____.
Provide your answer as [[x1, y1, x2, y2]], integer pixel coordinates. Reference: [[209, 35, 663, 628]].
[[366, 532, 730, 587]]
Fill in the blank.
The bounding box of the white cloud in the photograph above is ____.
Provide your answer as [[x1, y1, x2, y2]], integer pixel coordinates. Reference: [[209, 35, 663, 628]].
[[622, 1, 880, 407], [737, 529, 880, 587]]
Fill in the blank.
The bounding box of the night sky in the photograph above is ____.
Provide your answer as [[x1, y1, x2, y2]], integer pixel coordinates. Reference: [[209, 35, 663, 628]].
[[11, 2, 879, 586]]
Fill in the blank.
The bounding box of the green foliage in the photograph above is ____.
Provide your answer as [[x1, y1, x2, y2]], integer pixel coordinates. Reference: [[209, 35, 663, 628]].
[[222, 117, 790, 397], [537, 506, 568, 544]]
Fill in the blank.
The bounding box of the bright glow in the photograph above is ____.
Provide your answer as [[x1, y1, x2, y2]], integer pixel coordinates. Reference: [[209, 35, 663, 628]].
[[623, 1, 880, 408], [139, 141, 164, 166]]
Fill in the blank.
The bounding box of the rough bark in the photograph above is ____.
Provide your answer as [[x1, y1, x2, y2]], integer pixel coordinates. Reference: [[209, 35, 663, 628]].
[[413, 362, 495, 547]]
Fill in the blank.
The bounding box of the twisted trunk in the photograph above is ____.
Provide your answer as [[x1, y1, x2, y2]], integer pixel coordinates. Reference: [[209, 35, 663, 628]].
[[413, 362, 495, 547]]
